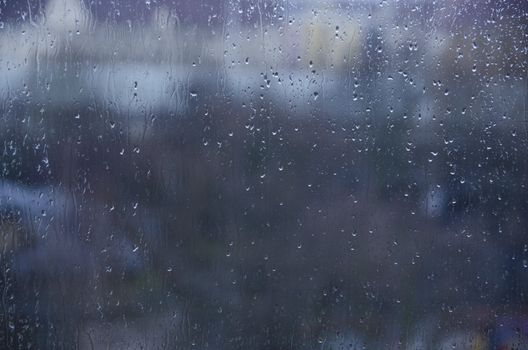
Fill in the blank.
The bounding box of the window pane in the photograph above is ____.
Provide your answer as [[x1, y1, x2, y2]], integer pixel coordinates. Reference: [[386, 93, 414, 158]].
[[0, 0, 527, 348]]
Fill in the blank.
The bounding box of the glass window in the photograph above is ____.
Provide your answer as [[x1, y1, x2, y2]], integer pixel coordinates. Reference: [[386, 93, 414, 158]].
[[1, 0, 527, 348]]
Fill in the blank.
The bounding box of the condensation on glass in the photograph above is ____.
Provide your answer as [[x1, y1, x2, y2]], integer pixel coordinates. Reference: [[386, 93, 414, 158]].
[[0, 0, 527, 349]]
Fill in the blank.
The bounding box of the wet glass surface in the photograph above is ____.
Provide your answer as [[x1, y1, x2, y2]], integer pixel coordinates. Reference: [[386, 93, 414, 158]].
[[0, 0, 527, 349]]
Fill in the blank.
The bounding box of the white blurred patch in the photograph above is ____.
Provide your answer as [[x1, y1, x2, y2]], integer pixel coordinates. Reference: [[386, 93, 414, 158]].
[[45, 0, 90, 33]]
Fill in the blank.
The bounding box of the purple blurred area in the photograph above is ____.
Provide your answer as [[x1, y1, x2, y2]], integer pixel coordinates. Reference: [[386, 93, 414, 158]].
[[0, 0, 286, 26]]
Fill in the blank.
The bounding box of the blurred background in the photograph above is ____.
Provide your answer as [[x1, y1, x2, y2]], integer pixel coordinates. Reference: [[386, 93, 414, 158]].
[[0, 0, 527, 349]]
